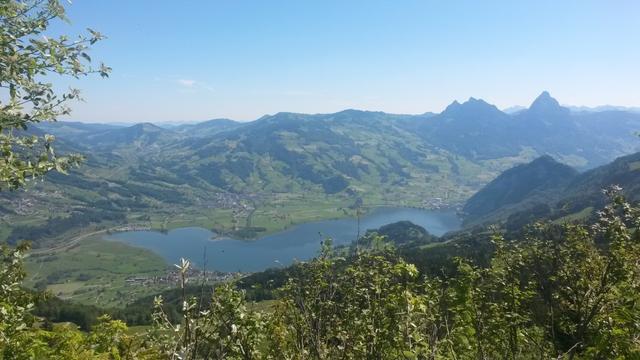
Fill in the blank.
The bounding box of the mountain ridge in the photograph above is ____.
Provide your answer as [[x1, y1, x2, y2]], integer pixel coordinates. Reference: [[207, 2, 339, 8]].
[[463, 155, 579, 224], [4, 91, 639, 246], [463, 151, 640, 228]]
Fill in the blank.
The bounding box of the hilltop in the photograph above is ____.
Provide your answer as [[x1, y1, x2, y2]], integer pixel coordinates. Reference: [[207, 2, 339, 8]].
[[463, 155, 579, 224]]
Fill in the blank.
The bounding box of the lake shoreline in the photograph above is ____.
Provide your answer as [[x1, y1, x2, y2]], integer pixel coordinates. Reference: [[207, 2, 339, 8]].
[[105, 207, 462, 272], [158, 204, 462, 242]]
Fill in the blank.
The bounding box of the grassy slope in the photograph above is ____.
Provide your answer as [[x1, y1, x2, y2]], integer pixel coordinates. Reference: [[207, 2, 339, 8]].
[[25, 237, 169, 308]]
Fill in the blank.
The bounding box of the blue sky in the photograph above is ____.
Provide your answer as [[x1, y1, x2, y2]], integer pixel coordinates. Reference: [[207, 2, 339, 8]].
[[49, 1, 639, 123]]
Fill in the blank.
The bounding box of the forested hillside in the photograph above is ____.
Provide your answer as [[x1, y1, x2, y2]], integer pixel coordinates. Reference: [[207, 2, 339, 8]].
[[462, 151, 640, 229], [463, 155, 579, 224]]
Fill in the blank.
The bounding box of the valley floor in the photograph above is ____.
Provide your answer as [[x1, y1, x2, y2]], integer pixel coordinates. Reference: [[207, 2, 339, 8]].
[[25, 237, 168, 308], [17, 193, 459, 308]]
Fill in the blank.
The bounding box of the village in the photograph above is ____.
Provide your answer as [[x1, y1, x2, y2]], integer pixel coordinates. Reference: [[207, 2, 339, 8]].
[[0, 190, 65, 217], [421, 197, 450, 209], [197, 192, 267, 214], [124, 266, 247, 287]]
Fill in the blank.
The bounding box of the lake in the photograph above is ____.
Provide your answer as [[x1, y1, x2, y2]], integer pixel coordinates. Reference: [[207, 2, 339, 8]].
[[105, 207, 460, 272]]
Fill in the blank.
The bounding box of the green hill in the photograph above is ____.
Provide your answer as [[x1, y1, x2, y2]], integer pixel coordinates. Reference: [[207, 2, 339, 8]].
[[463, 155, 579, 224], [462, 151, 640, 228]]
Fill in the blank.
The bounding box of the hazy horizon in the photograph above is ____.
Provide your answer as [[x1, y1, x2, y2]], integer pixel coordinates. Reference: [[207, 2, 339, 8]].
[[60, 93, 640, 125], [45, 1, 640, 123]]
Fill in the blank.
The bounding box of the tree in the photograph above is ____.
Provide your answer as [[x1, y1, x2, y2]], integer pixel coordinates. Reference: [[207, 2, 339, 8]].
[[0, 0, 110, 190], [149, 258, 264, 359], [0, 2, 118, 358], [0, 242, 35, 357]]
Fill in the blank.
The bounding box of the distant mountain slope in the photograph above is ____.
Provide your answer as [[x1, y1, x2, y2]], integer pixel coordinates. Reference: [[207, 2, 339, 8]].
[[83, 123, 176, 149], [568, 105, 640, 114], [36, 121, 123, 137], [556, 151, 640, 211], [36, 122, 177, 151], [173, 119, 243, 137], [463, 151, 640, 227], [23, 92, 639, 201], [161, 110, 484, 197], [410, 98, 519, 159], [399, 91, 640, 167], [508, 92, 640, 167], [25, 93, 639, 204], [463, 155, 579, 224]]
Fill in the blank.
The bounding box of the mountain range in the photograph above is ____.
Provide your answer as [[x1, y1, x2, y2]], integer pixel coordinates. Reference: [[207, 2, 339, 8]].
[[33, 91, 640, 195], [40, 91, 640, 166], [3, 91, 639, 246]]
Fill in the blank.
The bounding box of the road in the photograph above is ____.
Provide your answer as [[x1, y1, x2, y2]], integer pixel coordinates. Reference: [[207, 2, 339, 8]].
[[29, 228, 111, 255]]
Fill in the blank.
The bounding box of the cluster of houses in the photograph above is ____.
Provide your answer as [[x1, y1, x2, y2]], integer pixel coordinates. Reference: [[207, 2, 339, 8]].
[[1, 190, 65, 217], [124, 267, 244, 287], [111, 224, 151, 232], [422, 197, 450, 209], [1, 196, 42, 216], [204, 192, 261, 210], [201, 192, 267, 229]]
